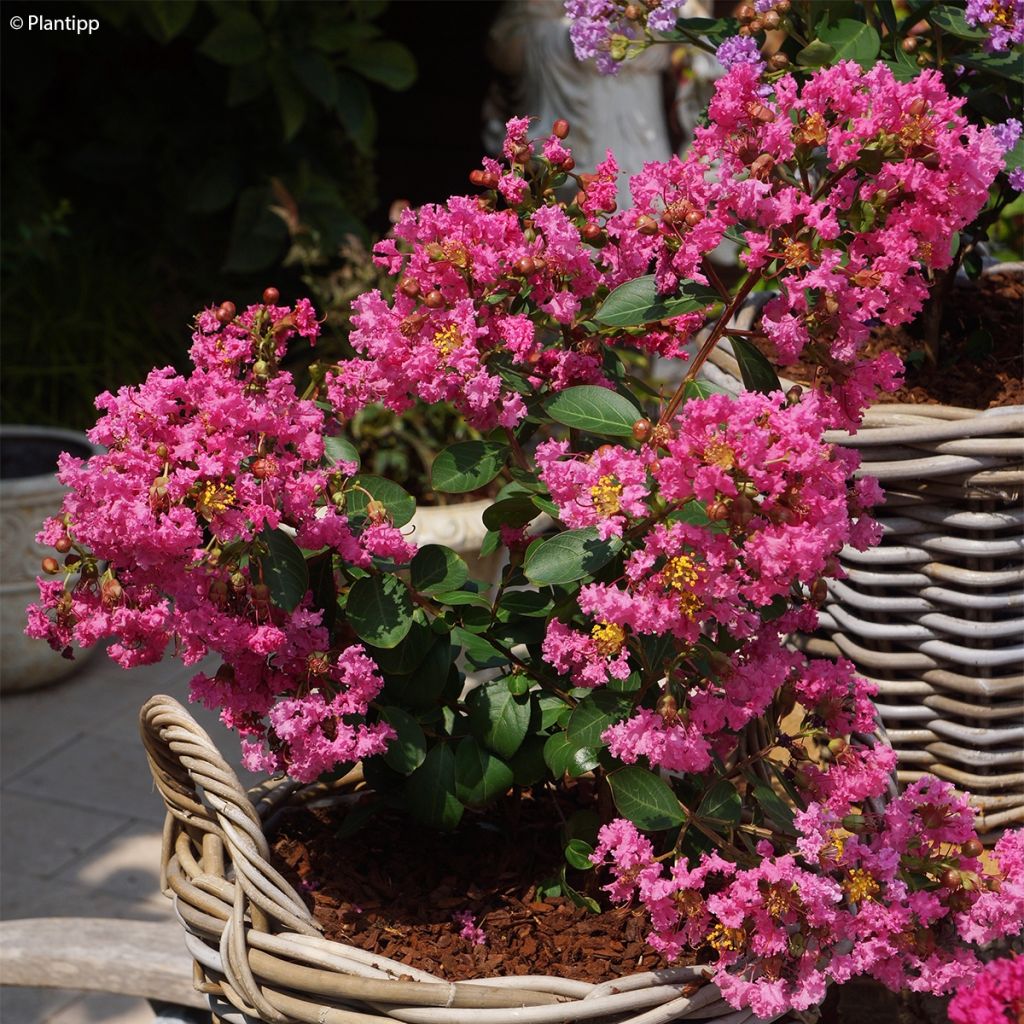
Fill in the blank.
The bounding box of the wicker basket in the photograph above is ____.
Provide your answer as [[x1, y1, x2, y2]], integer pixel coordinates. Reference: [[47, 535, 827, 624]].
[[141, 694, 784, 1024], [702, 300, 1024, 835]]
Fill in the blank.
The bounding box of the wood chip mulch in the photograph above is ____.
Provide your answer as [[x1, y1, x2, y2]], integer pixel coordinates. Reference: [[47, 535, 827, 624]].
[[270, 784, 679, 984]]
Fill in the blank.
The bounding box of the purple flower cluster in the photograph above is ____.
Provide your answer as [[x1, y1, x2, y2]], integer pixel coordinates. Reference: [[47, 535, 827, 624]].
[[715, 34, 766, 73], [965, 0, 1024, 51], [564, 0, 688, 75]]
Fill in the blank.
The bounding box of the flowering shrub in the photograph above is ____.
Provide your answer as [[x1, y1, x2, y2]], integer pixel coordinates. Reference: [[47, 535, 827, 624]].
[[28, 56, 1023, 1016]]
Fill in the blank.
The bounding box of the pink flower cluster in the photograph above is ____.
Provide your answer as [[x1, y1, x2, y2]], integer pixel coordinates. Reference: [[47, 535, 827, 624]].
[[949, 955, 1024, 1024], [605, 62, 1005, 426], [26, 299, 401, 778], [592, 779, 1024, 1018]]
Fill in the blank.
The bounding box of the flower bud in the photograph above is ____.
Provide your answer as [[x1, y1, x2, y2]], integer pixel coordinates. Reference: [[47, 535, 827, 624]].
[[961, 838, 984, 859], [768, 52, 789, 70], [636, 214, 659, 236], [552, 118, 570, 139], [632, 418, 653, 442], [763, 10, 780, 28], [262, 287, 280, 305], [811, 578, 829, 605], [707, 499, 730, 522], [55, 536, 72, 554], [729, 494, 755, 528], [749, 17, 764, 32], [624, 4, 641, 20], [101, 578, 123, 607], [469, 169, 486, 187], [737, 4, 755, 21], [423, 290, 445, 309], [41, 556, 60, 575], [901, 37, 918, 53], [786, 384, 803, 406]]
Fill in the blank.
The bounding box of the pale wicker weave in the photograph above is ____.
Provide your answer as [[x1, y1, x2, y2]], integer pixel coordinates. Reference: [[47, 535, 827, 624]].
[[702, 295, 1024, 835], [141, 695, 783, 1024]]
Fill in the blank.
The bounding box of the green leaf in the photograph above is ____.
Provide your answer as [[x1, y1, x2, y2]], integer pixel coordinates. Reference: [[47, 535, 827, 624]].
[[307, 551, 338, 635], [609, 767, 685, 831], [199, 12, 267, 66], [508, 736, 548, 786], [752, 783, 796, 834], [431, 441, 509, 494], [795, 38, 837, 68], [999, 138, 1024, 174], [729, 336, 782, 394], [371, 613, 433, 674], [454, 737, 514, 807], [524, 528, 622, 587], [451, 627, 509, 670], [560, 865, 601, 913], [225, 185, 287, 273], [273, 71, 307, 142], [543, 732, 600, 778], [147, 0, 195, 41], [433, 589, 491, 608], [346, 475, 416, 528], [607, 670, 642, 694], [958, 49, 1024, 84], [256, 527, 309, 612], [344, 41, 417, 90], [381, 707, 427, 775], [334, 70, 375, 156], [482, 495, 540, 531], [498, 590, 552, 618], [682, 378, 730, 401], [347, 574, 413, 649], [696, 779, 742, 826], [410, 545, 468, 595], [382, 637, 454, 710], [884, 45, 920, 82], [324, 434, 359, 470], [818, 19, 881, 67], [564, 838, 596, 871], [543, 385, 641, 438], [406, 744, 463, 830], [929, 4, 989, 39], [467, 681, 531, 759], [594, 275, 719, 328], [567, 691, 634, 749], [290, 50, 340, 108]]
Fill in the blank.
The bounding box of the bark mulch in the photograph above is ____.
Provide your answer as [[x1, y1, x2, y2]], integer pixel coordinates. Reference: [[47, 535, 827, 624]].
[[270, 782, 678, 984]]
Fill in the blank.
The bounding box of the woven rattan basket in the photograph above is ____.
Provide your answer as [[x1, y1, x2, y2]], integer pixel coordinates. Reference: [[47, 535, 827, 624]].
[[702, 294, 1024, 835], [142, 694, 789, 1024]]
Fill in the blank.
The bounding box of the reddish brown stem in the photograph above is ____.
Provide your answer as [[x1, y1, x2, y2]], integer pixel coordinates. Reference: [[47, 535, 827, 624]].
[[659, 269, 763, 425]]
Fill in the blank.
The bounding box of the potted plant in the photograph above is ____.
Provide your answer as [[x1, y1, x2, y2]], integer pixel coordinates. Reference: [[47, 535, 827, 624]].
[[27, 63, 1024, 1023], [578, 0, 1024, 835], [1, 424, 102, 691]]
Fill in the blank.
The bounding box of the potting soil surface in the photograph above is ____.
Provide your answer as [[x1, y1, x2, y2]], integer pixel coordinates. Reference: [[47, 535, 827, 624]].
[[271, 782, 678, 983]]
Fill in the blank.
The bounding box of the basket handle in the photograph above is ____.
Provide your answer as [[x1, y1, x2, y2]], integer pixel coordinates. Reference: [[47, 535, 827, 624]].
[[139, 694, 317, 937]]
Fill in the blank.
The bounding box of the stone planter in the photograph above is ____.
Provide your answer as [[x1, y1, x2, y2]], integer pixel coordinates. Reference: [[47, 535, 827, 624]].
[[140, 693, 786, 1024], [409, 498, 502, 586], [0, 425, 100, 692], [699, 280, 1024, 836]]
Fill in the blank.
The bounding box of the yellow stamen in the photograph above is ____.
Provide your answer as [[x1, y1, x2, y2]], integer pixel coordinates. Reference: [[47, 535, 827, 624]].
[[763, 882, 798, 918], [795, 112, 827, 147], [195, 481, 236, 520], [662, 555, 702, 618], [708, 924, 746, 952], [703, 441, 736, 471], [590, 474, 623, 517], [433, 324, 463, 359], [591, 621, 626, 657], [844, 868, 880, 903]]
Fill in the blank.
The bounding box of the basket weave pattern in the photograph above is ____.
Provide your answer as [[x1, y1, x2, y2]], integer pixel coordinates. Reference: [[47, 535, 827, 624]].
[[704, 336, 1024, 834], [140, 695, 778, 1024]]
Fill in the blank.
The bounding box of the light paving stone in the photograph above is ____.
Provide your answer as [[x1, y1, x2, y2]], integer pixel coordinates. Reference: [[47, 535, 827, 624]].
[[0, 869, 168, 922], [0, 984, 79, 1024], [46, 992, 154, 1023], [0, 792, 131, 878], [4, 732, 174, 825], [54, 820, 163, 904]]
